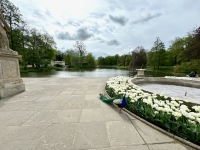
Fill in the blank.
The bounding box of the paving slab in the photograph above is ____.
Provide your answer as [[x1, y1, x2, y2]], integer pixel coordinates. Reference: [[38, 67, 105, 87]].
[[73, 122, 110, 149], [89, 145, 149, 150], [79, 108, 105, 122], [106, 121, 145, 147], [52, 109, 82, 123], [32, 123, 78, 150], [23, 110, 58, 125], [131, 119, 174, 144], [148, 143, 188, 150]]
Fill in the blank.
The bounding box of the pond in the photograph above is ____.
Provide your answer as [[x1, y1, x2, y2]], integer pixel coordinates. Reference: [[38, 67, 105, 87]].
[[20, 68, 176, 78]]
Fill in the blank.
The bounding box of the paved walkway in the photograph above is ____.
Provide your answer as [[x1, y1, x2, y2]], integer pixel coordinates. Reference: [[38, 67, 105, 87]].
[[0, 78, 194, 150]]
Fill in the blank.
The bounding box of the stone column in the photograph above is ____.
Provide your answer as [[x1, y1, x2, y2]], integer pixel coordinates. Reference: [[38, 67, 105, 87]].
[[0, 49, 25, 99], [136, 69, 146, 77]]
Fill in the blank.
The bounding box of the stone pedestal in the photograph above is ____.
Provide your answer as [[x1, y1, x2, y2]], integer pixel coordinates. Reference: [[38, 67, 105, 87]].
[[0, 49, 25, 99], [136, 69, 146, 77]]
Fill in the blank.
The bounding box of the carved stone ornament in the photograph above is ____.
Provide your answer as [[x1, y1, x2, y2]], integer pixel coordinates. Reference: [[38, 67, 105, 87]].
[[0, 11, 11, 50]]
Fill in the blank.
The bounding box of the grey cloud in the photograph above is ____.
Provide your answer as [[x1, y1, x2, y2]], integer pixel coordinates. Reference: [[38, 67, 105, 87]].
[[57, 32, 75, 40], [75, 27, 93, 41], [56, 27, 93, 41], [32, 9, 45, 20], [94, 37, 105, 43], [107, 39, 120, 46], [67, 20, 81, 27], [46, 9, 51, 17], [109, 15, 128, 26], [90, 13, 106, 19], [54, 21, 62, 26], [132, 13, 162, 24]]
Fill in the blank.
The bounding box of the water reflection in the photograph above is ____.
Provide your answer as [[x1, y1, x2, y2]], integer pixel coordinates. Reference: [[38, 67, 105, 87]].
[[21, 68, 130, 78], [21, 68, 176, 78]]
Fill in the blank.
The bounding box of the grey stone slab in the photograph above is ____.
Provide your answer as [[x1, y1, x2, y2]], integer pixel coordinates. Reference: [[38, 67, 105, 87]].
[[33, 123, 78, 150], [106, 121, 145, 147], [84, 100, 101, 109], [53, 95, 71, 101], [16, 95, 41, 102], [85, 95, 100, 101], [79, 109, 105, 122], [19, 101, 49, 111], [148, 143, 188, 150], [0, 126, 18, 142], [0, 102, 30, 111], [0, 111, 12, 120], [59, 90, 75, 95], [35, 95, 56, 102], [52, 109, 82, 123], [87, 85, 98, 90], [0, 139, 38, 150], [131, 119, 174, 144], [41, 100, 67, 110], [4, 125, 49, 140], [103, 109, 130, 122], [89, 145, 149, 150], [23, 110, 58, 125], [69, 95, 85, 101], [62, 99, 84, 109], [73, 122, 110, 149], [73, 89, 86, 95], [86, 90, 102, 95], [3, 111, 37, 126]]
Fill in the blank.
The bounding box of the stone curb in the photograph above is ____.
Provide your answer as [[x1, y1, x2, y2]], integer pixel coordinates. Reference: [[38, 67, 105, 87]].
[[122, 107, 200, 150]]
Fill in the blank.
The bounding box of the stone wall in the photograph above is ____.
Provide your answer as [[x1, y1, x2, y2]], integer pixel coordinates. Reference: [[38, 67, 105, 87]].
[[0, 50, 25, 99]]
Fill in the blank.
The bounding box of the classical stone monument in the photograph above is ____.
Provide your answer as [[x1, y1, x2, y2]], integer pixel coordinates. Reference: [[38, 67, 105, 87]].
[[0, 11, 25, 99]]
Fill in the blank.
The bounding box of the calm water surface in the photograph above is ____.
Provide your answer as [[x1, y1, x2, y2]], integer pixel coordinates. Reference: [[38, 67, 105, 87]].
[[21, 68, 175, 78], [21, 68, 130, 78]]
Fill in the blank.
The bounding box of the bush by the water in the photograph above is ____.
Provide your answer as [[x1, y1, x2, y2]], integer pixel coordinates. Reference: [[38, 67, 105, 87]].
[[174, 60, 200, 74]]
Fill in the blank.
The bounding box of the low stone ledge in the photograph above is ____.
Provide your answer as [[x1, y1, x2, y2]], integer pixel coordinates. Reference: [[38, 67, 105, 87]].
[[131, 77, 200, 89]]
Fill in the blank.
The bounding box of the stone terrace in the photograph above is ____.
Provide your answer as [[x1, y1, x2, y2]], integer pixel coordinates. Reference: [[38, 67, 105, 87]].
[[0, 78, 194, 150]]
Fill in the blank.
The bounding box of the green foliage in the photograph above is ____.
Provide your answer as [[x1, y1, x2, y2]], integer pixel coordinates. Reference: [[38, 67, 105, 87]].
[[174, 60, 200, 73], [1, 0, 57, 69], [20, 66, 57, 73], [84, 53, 96, 68], [148, 37, 166, 69], [129, 46, 147, 69], [97, 53, 132, 68]]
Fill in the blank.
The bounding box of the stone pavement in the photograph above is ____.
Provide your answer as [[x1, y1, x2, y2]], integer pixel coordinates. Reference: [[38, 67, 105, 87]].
[[0, 78, 194, 150]]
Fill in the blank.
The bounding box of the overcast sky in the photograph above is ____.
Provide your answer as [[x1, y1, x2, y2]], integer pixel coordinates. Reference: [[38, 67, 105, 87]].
[[10, 0, 200, 58]]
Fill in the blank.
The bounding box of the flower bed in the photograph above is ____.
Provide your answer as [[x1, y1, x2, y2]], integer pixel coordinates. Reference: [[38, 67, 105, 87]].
[[106, 76, 200, 145]]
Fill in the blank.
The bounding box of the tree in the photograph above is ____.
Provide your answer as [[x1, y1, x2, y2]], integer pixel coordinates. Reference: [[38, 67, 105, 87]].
[[129, 46, 147, 69], [98, 56, 105, 66], [167, 37, 185, 65], [73, 41, 86, 67], [148, 37, 166, 69], [84, 53, 96, 68], [1, 0, 24, 50]]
